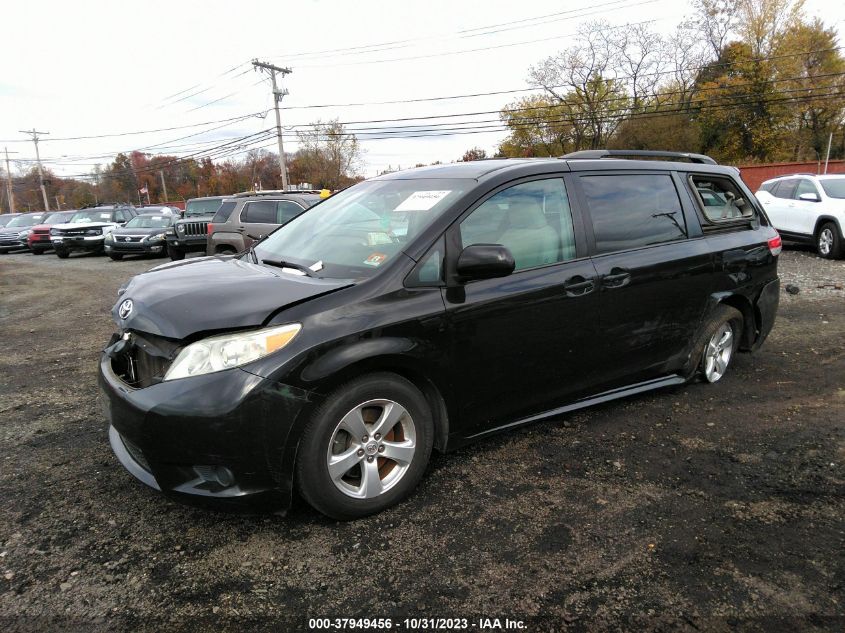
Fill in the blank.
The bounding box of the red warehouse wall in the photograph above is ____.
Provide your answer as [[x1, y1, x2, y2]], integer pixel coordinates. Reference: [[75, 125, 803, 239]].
[[737, 160, 845, 192]]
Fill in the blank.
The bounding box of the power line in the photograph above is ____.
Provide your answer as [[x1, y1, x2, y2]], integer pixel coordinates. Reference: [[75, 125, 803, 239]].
[[264, 0, 653, 63], [0, 111, 268, 144], [19, 72, 845, 167], [279, 47, 845, 111], [15, 66, 844, 167], [266, 91, 845, 141], [290, 14, 663, 69]]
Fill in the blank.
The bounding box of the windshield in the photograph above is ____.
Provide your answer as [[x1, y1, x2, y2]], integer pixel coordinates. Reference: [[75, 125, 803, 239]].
[[44, 212, 73, 224], [820, 178, 845, 199], [69, 211, 113, 223], [0, 216, 16, 227], [126, 215, 173, 228], [253, 178, 468, 279], [7, 214, 45, 228], [185, 198, 222, 216]]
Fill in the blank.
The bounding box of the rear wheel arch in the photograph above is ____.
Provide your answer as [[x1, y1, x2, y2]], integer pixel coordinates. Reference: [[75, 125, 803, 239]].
[[717, 294, 755, 350], [814, 215, 843, 239]]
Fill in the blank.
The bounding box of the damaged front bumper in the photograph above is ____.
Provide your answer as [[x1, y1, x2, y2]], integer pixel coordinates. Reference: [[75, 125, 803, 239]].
[[99, 345, 320, 510]]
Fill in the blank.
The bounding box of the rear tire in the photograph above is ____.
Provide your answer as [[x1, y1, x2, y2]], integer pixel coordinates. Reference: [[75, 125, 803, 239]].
[[55, 248, 70, 259], [692, 305, 743, 383], [167, 244, 185, 261], [109, 253, 124, 261], [816, 222, 843, 259], [296, 372, 434, 520]]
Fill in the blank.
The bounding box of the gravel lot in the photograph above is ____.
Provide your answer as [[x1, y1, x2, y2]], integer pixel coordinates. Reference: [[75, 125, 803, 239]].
[[0, 246, 843, 632]]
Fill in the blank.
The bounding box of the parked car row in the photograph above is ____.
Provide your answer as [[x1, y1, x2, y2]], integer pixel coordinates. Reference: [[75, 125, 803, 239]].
[[0, 192, 328, 262], [166, 190, 324, 261]]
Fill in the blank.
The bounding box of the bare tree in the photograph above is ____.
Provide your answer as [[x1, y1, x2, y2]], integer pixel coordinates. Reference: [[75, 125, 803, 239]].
[[693, 0, 738, 58], [661, 19, 712, 109], [529, 23, 630, 149]]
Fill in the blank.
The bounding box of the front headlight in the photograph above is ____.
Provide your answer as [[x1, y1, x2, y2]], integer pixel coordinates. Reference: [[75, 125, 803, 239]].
[[104, 232, 114, 242], [18, 229, 32, 238], [163, 323, 301, 381], [144, 232, 167, 242]]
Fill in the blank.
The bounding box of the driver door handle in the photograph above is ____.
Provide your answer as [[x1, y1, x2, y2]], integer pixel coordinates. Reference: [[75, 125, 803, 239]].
[[563, 276, 596, 297], [601, 268, 631, 288]]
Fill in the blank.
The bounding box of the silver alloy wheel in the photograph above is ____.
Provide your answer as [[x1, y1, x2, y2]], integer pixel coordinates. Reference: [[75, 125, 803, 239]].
[[326, 399, 417, 499], [818, 228, 833, 256], [703, 323, 734, 383]]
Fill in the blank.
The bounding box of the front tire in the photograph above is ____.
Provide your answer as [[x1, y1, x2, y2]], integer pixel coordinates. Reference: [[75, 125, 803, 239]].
[[109, 253, 124, 261], [55, 248, 69, 259], [296, 372, 434, 520], [817, 222, 843, 259], [167, 244, 185, 261], [696, 305, 743, 383]]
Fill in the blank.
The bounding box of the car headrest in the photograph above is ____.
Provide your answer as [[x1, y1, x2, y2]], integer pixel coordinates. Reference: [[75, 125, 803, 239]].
[[506, 196, 547, 229]]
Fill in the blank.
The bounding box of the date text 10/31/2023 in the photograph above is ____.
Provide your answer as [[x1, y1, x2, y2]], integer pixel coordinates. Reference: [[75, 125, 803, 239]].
[[307, 617, 527, 630]]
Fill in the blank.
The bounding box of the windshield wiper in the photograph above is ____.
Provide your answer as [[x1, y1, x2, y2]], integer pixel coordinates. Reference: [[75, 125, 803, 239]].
[[261, 258, 318, 277]]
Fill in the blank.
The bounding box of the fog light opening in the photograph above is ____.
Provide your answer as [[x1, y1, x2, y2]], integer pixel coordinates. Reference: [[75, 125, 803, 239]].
[[193, 465, 235, 488]]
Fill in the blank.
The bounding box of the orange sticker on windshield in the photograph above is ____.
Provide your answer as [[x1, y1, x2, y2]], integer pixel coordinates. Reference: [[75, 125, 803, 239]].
[[364, 253, 387, 267]]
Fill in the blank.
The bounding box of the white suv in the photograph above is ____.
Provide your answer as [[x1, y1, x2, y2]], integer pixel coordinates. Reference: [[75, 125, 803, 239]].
[[755, 174, 845, 259]]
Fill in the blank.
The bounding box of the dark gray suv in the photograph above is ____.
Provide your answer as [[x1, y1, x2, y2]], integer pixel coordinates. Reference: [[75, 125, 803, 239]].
[[166, 196, 225, 260], [206, 191, 321, 254]]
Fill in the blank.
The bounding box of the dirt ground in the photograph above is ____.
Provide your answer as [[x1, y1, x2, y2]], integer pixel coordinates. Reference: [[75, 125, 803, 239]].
[[0, 247, 843, 633]]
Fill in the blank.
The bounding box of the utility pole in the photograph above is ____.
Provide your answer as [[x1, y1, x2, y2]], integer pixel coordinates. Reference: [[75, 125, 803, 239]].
[[823, 131, 833, 174], [4, 147, 17, 214], [19, 129, 50, 211], [252, 59, 292, 191], [159, 170, 168, 203]]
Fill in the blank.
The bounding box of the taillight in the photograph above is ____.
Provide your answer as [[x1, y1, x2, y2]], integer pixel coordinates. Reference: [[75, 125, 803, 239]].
[[768, 234, 782, 256], [207, 223, 214, 235]]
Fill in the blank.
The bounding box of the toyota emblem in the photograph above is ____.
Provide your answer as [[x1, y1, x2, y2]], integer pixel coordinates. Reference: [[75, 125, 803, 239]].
[[118, 299, 134, 319]]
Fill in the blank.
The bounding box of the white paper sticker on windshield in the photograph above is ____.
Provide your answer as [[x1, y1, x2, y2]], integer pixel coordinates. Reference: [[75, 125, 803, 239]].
[[394, 190, 452, 212]]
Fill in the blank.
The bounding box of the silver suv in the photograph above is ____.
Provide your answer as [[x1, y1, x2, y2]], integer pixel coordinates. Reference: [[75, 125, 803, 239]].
[[206, 191, 321, 254], [755, 174, 845, 259]]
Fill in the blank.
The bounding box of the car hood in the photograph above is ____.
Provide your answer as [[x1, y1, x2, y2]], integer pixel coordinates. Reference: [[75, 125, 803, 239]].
[[53, 221, 118, 230], [0, 226, 27, 236], [114, 256, 353, 340], [112, 227, 169, 237]]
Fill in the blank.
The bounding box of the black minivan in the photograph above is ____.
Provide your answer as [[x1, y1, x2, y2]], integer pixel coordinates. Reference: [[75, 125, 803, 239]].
[[100, 150, 781, 519]]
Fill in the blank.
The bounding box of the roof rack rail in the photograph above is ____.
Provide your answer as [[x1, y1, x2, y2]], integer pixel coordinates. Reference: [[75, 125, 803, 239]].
[[562, 149, 718, 165], [231, 189, 323, 198], [764, 173, 816, 179]]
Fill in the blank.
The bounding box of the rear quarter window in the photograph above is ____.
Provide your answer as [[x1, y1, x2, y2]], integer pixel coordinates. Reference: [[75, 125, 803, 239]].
[[241, 200, 278, 224], [689, 175, 757, 228], [211, 201, 237, 223]]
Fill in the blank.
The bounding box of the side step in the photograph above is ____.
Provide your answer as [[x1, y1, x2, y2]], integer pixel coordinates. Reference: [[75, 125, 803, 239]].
[[466, 375, 686, 440]]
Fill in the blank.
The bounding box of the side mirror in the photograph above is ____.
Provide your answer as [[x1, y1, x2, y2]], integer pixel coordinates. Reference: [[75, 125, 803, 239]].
[[456, 244, 515, 281], [798, 192, 820, 202]]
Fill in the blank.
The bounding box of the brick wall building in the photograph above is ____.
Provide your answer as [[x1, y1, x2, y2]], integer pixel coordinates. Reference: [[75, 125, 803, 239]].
[[738, 160, 845, 191]]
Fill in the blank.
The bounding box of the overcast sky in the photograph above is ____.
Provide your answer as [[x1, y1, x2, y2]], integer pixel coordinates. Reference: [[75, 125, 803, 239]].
[[1, 0, 842, 180]]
